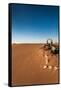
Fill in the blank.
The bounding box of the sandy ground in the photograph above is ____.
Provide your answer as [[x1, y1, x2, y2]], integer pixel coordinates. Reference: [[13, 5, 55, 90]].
[[12, 44, 59, 86]]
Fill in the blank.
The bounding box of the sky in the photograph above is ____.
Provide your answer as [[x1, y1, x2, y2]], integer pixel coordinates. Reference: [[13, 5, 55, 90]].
[[10, 4, 59, 43]]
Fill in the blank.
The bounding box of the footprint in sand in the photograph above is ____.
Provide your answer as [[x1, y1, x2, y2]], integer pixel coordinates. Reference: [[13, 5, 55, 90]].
[[40, 52, 58, 71], [54, 66, 58, 71], [43, 65, 58, 71], [43, 65, 47, 69], [48, 65, 52, 70], [43, 65, 52, 70], [45, 54, 49, 65], [43, 54, 49, 69]]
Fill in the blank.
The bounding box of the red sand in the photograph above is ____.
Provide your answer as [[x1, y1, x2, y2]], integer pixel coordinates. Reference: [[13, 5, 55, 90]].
[[12, 44, 59, 86]]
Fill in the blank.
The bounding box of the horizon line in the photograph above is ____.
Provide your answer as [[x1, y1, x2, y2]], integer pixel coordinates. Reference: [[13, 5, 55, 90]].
[[12, 42, 59, 44]]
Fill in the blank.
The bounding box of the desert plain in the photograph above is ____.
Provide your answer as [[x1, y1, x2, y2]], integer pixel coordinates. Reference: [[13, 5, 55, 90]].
[[12, 44, 59, 86]]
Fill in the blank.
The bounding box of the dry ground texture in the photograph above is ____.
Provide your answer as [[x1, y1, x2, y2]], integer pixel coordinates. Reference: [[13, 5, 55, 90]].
[[12, 44, 59, 86]]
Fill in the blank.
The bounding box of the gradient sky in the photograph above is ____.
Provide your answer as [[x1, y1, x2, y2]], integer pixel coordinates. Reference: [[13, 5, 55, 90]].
[[10, 4, 59, 43]]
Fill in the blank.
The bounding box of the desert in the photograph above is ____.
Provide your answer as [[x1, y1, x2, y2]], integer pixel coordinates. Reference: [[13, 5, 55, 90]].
[[12, 43, 59, 86]]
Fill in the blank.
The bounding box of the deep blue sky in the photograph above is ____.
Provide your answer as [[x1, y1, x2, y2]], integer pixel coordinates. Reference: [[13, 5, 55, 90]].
[[10, 4, 59, 43]]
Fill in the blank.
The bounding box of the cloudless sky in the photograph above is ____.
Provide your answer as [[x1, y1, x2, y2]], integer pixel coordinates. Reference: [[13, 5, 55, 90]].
[[10, 4, 59, 43]]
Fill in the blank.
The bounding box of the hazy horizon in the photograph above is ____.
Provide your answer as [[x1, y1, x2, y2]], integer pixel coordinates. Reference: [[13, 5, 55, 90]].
[[12, 38, 59, 44]]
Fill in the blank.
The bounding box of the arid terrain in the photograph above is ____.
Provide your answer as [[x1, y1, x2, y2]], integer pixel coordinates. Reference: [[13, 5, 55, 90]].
[[12, 44, 59, 86]]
